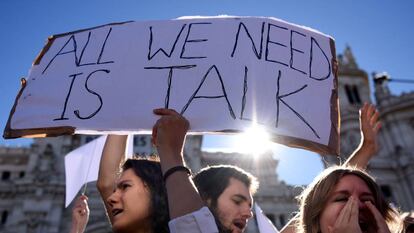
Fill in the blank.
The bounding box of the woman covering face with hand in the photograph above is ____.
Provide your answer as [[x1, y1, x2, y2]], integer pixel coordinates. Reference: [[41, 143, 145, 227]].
[[297, 166, 401, 233]]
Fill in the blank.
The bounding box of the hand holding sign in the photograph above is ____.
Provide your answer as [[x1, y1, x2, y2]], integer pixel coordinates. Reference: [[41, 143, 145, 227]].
[[4, 16, 338, 155]]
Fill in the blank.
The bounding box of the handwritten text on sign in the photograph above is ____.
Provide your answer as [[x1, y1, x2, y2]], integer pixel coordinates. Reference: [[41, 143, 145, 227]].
[[6, 16, 338, 154]]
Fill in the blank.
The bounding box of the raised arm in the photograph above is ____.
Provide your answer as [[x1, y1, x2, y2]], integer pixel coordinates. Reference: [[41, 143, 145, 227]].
[[345, 103, 381, 169], [280, 217, 298, 233], [96, 134, 128, 211], [70, 195, 90, 233], [152, 108, 204, 219], [281, 104, 381, 233]]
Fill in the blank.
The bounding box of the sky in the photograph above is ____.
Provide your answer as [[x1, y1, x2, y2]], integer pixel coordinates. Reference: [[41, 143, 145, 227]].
[[1, 0, 413, 185]]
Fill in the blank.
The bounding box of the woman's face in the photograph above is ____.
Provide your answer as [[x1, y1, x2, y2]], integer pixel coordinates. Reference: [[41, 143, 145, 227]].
[[107, 169, 152, 232], [319, 174, 377, 233]]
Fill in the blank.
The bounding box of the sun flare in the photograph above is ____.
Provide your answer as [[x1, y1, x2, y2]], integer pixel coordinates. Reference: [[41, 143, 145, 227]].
[[233, 125, 272, 156]]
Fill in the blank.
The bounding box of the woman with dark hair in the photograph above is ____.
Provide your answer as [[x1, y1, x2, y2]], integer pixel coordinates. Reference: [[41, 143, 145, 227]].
[[97, 135, 170, 233], [296, 166, 401, 233], [97, 108, 219, 233]]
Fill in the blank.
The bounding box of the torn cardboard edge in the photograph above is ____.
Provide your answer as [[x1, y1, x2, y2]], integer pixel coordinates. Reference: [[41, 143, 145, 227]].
[[4, 126, 76, 139], [269, 134, 337, 156], [2, 77, 76, 139], [3, 78, 27, 139], [4, 126, 338, 155], [328, 38, 340, 156], [212, 130, 338, 155]]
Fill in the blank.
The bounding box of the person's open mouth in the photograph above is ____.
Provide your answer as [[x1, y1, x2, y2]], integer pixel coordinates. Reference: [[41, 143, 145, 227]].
[[359, 219, 369, 233], [233, 219, 246, 232], [112, 208, 123, 217]]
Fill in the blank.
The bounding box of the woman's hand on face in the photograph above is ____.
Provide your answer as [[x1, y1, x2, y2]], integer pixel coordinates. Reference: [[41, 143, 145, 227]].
[[365, 201, 391, 233], [328, 197, 362, 233]]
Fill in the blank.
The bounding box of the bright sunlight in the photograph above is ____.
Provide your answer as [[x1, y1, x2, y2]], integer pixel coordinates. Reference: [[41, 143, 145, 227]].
[[232, 125, 272, 156]]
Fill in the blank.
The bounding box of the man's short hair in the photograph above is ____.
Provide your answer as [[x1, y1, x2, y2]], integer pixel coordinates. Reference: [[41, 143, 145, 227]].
[[193, 165, 259, 204]]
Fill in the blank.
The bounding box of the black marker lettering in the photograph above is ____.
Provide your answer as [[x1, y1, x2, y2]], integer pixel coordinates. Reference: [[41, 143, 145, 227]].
[[181, 65, 236, 119], [78, 31, 95, 66], [309, 37, 331, 81], [290, 30, 307, 75], [43, 35, 78, 74], [148, 24, 187, 60], [53, 72, 83, 121], [180, 22, 211, 59], [97, 28, 115, 64], [231, 22, 265, 59], [144, 65, 197, 108], [275, 70, 320, 138], [74, 69, 110, 120], [239, 66, 249, 120], [265, 24, 289, 66]]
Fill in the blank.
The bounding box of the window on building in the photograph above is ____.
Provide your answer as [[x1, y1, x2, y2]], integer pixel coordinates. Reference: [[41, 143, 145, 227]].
[[19, 171, 25, 178], [344, 85, 362, 104], [85, 136, 96, 144], [265, 213, 275, 224], [44, 144, 54, 156], [72, 135, 81, 148], [352, 85, 361, 104], [1, 171, 11, 181], [1, 210, 8, 225], [345, 85, 355, 104], [279, 214, 286, 226], [409, 118, 414, 129], [134, 136, 147, 147], [381, 185, 393, 198]]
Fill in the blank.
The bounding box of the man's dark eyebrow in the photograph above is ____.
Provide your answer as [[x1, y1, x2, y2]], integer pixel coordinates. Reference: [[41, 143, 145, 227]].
[[233, 194, 252, 207]]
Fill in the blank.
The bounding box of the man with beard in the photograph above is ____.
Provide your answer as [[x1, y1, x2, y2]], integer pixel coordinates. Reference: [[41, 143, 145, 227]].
[[193, 165, 258, 233]]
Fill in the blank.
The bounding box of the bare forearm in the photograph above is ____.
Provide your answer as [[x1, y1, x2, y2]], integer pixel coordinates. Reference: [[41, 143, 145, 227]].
[[97, 135, 127, 199], [165, 170, 204, 219], [153, 108, 205, 219], [280, 214, 298, 233], [159, 152, 204, 219], [69, 222, 83, 233], [345, 139, 377, 169], [346, 103, 380, 169]]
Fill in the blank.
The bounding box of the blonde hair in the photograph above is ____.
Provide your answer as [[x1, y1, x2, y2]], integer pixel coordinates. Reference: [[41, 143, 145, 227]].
[[296, 166, 401, 233]]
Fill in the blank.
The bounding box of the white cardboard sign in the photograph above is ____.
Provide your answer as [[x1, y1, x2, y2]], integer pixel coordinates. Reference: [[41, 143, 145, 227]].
[[4, 16, 339, 155]]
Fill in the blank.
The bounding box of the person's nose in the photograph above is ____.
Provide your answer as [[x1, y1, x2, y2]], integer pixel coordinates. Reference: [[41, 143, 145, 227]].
[[241, 205, 253, 219], [107, 190, 120, 207], [356, 198, 367, 209]]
